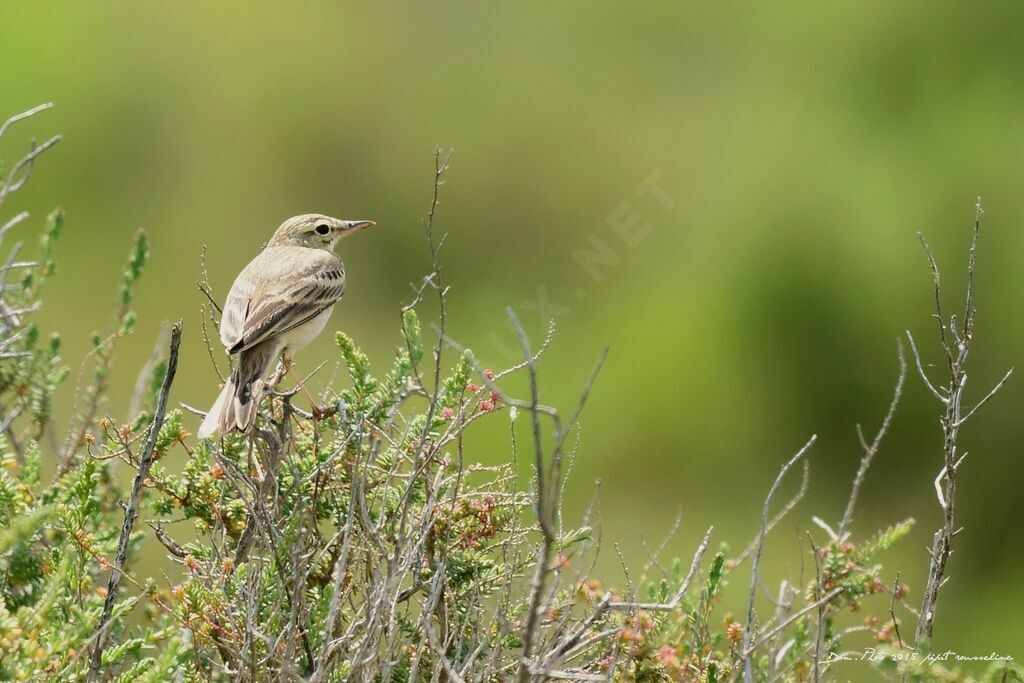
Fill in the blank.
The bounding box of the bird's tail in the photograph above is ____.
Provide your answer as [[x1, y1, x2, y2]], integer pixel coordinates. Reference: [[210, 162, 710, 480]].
[[198, 342, 277, 439]]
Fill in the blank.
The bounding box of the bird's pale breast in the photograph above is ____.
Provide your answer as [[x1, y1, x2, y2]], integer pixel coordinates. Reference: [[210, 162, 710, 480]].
[[279, 305, 334, 355]]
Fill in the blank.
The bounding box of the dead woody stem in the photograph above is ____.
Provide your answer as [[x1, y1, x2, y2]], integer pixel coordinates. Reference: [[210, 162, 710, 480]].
[[906, 200, 1013, 644]]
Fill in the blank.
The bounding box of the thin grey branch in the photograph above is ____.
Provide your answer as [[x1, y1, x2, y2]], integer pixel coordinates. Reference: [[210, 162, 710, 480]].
[[838, 340, 907, 537], [955, 367, 1013, 428], [743, 586, 844, 657], [88, 323, 182, 682], [741, 434, 817, 683], [0, 102, 53, 138], [904, 331, 945, 403]]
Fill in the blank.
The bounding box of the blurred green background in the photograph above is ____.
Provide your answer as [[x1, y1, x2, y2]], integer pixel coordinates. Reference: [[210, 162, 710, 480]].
[[3, 1, 1023, 668]]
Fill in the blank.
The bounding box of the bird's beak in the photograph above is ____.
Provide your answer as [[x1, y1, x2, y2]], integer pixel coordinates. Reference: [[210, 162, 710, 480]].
[[338, 220, 376, 236]]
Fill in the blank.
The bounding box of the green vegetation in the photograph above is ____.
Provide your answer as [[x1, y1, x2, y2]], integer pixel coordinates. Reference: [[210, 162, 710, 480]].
[[5, 4, 1024, 663], [2, 118, 1020, 680]]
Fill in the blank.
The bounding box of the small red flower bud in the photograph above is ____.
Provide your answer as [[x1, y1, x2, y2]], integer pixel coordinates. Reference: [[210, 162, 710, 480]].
[[441, 407, 454, 420], [483, 369, 495, 380], [467, 383, 479, 394], [479, 400, 495, 413]]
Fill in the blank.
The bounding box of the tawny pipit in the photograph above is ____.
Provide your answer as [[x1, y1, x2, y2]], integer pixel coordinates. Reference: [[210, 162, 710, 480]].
[[198, 214, 375, 438]]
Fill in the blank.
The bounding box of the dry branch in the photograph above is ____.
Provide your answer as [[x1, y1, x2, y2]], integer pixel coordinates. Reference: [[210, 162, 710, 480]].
[[88, 322, 182, 681], [740, 434, 817, 683], [907, 202, 1013, 644], [838, 341, 907, 539]]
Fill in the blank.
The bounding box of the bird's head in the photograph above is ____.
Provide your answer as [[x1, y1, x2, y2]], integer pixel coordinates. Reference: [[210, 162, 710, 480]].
[[268, 214, 376, 250]]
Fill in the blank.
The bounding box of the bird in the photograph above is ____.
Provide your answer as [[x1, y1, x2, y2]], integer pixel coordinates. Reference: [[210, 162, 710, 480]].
[[197, 214, 375, 439]]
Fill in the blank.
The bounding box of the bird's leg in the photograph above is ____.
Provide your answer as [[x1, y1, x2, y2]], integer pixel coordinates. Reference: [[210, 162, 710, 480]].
[[269, 360, 287, 388], [282, 355, 326, 418]]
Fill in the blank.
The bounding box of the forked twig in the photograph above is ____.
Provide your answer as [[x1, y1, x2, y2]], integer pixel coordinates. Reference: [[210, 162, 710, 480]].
[[838, 340, 907, 538], [741, 435, 817, 683]]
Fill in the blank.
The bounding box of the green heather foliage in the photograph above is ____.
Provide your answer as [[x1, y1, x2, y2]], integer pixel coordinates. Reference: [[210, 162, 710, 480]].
[[0, 126, 1020, 681], [0, 228, 1015, 683]]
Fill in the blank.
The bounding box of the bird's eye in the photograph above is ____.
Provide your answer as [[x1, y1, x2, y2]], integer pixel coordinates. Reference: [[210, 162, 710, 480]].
[[314, 224, 331, 236]]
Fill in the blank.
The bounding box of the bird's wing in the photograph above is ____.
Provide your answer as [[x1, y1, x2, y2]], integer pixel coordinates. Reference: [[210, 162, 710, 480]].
[[219, 247, 346, 354], [219, 270, 256, 351]]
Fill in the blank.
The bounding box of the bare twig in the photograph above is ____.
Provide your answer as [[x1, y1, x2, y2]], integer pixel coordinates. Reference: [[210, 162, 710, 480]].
[[0, 102, 53, 138], [912, 201, 1012, 644], [515, 308, 559, 683], [741, 435, 817, 683], [1, 103, 60, 462], [512, 306, 609, 683], [743, 586, 843, 657], [88, 323, 182, 681], [955, 366, 1013, 428], [837, 340, 907, 538], [607, 524, 713, 611], [128, 323, 171, 421], [889, 572, 904, 650], [734, 460, 809, 566], [904, 331, 945, 404], [0, 135, 61, 206], [806, 533, 825, 683]]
